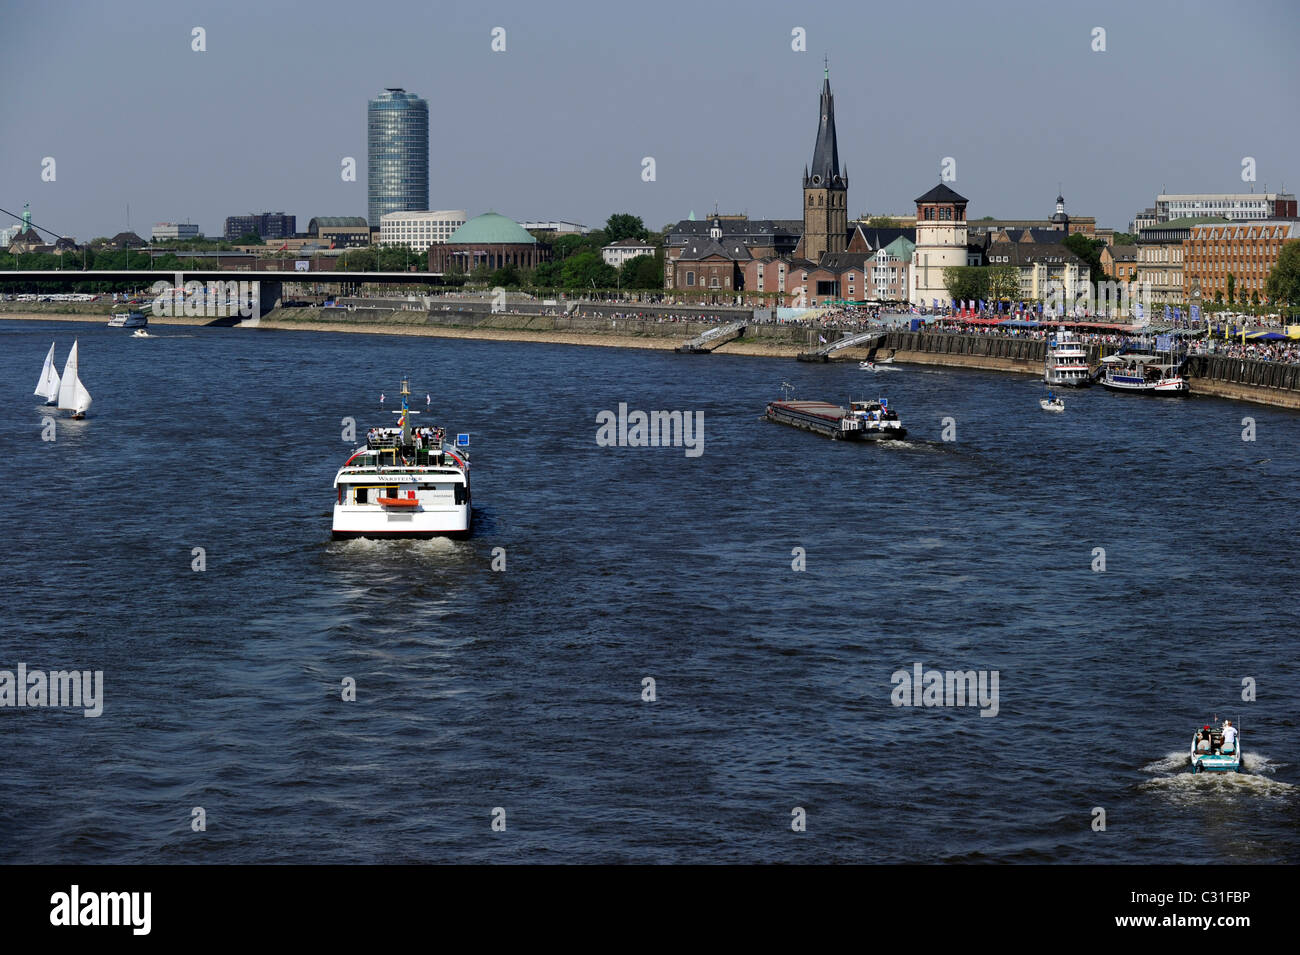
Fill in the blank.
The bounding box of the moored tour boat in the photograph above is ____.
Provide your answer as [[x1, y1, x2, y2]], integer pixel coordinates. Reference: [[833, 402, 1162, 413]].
[[107, 309, 148, 329], [1099, 354, 1188, 395], [1043, 330, 1092, 387], [332, 378, 471, 539]]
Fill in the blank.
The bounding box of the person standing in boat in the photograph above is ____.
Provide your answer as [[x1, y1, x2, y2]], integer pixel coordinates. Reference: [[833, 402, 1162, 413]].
[[1222, 720, 1238, 754]]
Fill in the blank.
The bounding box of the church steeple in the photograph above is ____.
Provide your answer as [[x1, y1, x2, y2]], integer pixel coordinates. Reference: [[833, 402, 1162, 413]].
[[805, 63, 845, 190], [801, 64, 848, 263]]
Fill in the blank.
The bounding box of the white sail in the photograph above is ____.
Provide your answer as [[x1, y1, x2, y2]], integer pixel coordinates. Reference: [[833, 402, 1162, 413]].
[[35, 342, 60, 401], [57, 340, 81, 411], [73, 375, 92, 415]]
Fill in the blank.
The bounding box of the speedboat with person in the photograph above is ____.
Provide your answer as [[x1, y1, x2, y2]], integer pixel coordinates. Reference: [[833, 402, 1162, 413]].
[[1190, 720, 1242, 773], [1040, 393, 1065, 413]]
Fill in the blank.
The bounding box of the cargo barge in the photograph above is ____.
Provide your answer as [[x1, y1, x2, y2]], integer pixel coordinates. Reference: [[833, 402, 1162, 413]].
[[765, 399, 866, 440]]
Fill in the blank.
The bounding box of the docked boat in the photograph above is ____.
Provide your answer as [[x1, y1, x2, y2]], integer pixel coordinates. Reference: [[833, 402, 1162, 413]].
[[1040, 395, 1065, 412], [1190, 720, 1242, 774], [848, 399, 907, 440], [1098, 354, 1188, 395], [1043, 330, 1092, 387], [35, 342, 60, 405], [107, 309, 148, 329], [331, 379, 471, 539], [56, 340, 92, 419]]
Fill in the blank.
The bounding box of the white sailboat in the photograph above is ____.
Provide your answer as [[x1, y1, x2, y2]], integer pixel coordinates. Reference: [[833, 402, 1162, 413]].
[[56, 340, 92, 419], [35, 342, 61, 404]]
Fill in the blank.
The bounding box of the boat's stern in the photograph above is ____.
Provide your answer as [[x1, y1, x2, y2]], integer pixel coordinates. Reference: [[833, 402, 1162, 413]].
[[1189, 727, 1243, 773]]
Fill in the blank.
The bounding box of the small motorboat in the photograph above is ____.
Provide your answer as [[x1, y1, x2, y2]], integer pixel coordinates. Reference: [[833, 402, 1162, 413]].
[[1190, 720, 1242, 773], [1040, 396, 1065, 413], [132, 328, 151, 338], [859, 356, 895, 370]]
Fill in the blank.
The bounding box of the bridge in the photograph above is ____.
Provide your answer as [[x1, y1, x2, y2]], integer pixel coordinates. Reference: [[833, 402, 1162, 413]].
[[675, 320, 747, 353], [0, 268, 451, 321], [796, 326, 889, 362]]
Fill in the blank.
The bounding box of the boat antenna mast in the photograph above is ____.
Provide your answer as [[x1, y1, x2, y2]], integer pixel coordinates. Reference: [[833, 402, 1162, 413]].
[[395, 376, 419, 446]]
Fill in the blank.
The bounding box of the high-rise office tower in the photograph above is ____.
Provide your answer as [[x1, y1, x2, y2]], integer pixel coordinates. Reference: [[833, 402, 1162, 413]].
[[367, 88, 429, 227]]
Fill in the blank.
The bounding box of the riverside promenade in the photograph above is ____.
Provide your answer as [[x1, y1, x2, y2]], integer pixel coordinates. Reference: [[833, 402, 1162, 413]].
[[5, 301, 1300, 409]]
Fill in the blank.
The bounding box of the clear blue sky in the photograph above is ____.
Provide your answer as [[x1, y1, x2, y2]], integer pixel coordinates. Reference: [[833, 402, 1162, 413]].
[[2, 0, 1297, 240]]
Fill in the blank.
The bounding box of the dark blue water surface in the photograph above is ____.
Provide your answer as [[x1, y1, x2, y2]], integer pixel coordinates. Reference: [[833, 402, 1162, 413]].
[[1, 320, 1296, 863]]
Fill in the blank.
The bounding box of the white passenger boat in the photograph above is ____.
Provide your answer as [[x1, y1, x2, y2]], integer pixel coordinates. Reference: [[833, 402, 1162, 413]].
[[332, 379, 471, 539], [35, 342, 60, 405], [1099, 354, 1188, 395], [56, 340, 92, 419], [1043, 330, 1091, 387], [107, 309, 148, 329]]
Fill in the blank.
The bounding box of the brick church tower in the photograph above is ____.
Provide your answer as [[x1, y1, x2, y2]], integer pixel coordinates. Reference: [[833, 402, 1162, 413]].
[[801, 64, 848, 264]]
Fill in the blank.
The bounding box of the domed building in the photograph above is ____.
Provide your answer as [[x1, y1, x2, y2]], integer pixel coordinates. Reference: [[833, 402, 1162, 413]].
[[428, 211, 550, 273]]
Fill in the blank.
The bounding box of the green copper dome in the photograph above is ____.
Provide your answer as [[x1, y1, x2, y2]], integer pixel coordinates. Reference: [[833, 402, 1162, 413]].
[[448, 212, 537, 245]]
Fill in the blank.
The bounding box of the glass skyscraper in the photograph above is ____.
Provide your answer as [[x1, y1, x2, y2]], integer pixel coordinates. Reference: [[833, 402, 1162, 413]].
[[367, 88, 429, 227]]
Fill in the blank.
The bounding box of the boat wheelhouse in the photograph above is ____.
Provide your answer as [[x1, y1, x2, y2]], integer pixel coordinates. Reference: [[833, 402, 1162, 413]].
[[848, 399, 907, 440], [1043, 329, 1092, 387], [1099, 353, 1188, 395], [331, 379, 471, 539]]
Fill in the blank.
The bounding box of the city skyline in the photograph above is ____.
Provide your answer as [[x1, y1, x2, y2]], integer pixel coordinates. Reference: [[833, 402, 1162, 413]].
[[2, 0, 1298, 241]]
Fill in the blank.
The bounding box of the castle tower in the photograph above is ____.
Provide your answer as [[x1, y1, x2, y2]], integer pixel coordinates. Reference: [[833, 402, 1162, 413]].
[[801, 65, 848, 264], [909, 183, 969, 306], [1050, 192, 1070, 232]]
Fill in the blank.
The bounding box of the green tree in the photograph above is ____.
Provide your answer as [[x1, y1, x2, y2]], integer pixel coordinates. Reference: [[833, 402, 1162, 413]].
[[234, 232, 264, 245], [865, 217, 900, 228], [943, 266, 989, 304], [551, 232, 603, 260], [1266, 239, 1300, 307], [531, 260, 562, 287], [489, 263, 521, 287], [987, 265, 1021, 303], [1226, 272, 1235, 305], [1063, 232, 1106, 279], [1249, 290, 1259, 307], [1214, 290, 1224, 305], [561, 250, 616, 289], [1110, 232, 1136, 246], [604, 214, 647, 243], [340, 247, 378, 271], [620, 254, 664, 289]]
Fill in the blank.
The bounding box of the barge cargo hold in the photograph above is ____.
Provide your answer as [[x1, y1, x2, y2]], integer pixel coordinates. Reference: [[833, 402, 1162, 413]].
[[765, 399, 866, 440]]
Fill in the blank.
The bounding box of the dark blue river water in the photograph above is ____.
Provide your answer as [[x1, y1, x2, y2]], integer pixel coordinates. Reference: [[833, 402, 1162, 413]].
[[2, 320, 1296, 863]]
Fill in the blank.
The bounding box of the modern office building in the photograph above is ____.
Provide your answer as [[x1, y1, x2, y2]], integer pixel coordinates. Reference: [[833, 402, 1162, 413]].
[[223, 213, 296, 241], [151, 222, 202, 241], [367, 88, 429, 227], [1156, 192, 1296, 223], [379, 210, 467, 252]]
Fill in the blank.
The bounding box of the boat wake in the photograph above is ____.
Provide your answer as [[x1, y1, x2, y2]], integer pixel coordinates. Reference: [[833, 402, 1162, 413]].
[[1138, 750, 1293, 800]]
